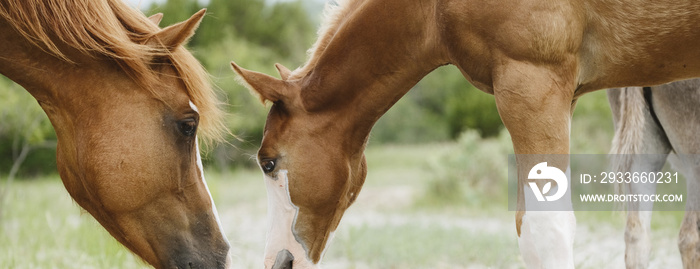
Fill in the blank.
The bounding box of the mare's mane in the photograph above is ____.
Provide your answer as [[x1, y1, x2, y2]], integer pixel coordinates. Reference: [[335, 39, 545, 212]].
[[289, 0, 367, 80], [0, 0, 224, 141]]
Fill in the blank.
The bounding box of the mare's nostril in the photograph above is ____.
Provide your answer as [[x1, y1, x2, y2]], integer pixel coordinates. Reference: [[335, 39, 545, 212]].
[[272, 249, 294, 269]]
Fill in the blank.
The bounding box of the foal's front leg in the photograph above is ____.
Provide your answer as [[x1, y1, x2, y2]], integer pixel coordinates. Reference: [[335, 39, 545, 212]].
[[494, 61, 576, 269]]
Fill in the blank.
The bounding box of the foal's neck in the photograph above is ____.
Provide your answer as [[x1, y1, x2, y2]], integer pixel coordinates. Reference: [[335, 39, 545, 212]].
[[301, 0, 448, 146]]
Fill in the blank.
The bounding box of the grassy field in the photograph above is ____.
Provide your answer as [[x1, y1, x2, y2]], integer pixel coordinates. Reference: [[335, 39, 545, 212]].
[[0, 142, 687, 268]]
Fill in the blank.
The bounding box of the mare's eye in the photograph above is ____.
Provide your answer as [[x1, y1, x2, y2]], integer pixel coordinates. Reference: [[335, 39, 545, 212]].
[[260, 159, 276, 173], [177, 118, 197, 137]]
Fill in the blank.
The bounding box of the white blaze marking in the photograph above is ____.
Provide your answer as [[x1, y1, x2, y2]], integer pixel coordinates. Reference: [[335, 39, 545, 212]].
[[264, 170, 320, 269], [189, 101, 228, 243], [189, 100, 199, 113], [195, 139, 227, 241]]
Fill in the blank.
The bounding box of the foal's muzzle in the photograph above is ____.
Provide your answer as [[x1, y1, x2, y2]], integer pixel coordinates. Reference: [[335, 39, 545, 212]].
[[272, 249, 294, 269]]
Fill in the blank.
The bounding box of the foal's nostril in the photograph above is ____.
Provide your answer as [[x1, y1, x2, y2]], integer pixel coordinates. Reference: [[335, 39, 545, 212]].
[[272, 249, 294, 269]]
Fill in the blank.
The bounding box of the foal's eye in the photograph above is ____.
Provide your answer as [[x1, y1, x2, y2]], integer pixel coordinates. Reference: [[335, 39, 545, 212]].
[[260, 159, 276, 173], [177, 118, 197, 137]]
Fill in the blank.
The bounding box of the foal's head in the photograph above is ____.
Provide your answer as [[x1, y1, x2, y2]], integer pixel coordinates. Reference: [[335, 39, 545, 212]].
[[0, 1, 229, 267], [232, 63, 368, 268]]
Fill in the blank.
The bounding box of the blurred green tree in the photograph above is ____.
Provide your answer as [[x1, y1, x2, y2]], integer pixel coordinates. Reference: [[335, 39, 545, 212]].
[[373, 66, 504, 143], [148, 0, 314, 60], [0, 77, 56, 179]]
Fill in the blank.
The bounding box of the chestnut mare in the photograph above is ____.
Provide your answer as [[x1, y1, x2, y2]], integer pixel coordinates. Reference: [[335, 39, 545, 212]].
[[0, 0, 231, 268], [232, 0, 700, 268]]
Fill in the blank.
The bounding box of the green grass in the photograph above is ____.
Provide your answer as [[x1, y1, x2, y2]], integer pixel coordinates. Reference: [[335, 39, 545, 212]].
[[0, 177, 149, 269], [363, 143, 451, 188], [0, 142, 688, 268], [328, 221, 520, 269]]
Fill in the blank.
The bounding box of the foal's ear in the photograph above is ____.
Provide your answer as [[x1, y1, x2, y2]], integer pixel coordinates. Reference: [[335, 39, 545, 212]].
[[148, 13, 164, 27], [149, 9, 205, 49], [275, 63, 292, 80], [231, 61, 291, 104]]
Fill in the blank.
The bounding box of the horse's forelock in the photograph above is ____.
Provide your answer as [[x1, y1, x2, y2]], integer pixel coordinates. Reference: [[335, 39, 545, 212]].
[[170, 47, 226, 145], [0, 0, 225, 144]]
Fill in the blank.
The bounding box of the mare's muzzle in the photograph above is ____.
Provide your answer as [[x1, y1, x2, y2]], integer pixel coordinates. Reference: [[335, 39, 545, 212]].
[[272, 249, 294, 269], [168, 245, 231, 269], [165, 220, 231, 269]]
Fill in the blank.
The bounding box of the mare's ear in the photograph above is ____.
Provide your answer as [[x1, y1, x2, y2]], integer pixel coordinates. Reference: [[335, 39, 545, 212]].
[[148, 9, 205, 49], [231, 61, 293, 104], [148, 13, 164, 27]]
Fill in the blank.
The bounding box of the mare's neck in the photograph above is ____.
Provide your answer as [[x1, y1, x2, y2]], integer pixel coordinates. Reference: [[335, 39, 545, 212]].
[[301, 0, 448, 147], [0, 18, 117, 173], [0, 19, 100, 103]]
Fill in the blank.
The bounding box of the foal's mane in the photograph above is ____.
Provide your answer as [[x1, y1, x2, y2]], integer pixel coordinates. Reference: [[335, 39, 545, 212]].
[[290, 0, 367, 80], [0, 0, 224, 142]]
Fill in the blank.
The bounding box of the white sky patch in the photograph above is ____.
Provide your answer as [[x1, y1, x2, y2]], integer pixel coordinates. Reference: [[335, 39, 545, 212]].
[[124, 0, 165, 10], [124, 0, 304, 10]]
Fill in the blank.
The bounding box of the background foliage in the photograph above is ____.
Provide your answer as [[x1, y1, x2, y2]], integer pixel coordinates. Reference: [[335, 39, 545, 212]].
[[0, 0, 612, 176]]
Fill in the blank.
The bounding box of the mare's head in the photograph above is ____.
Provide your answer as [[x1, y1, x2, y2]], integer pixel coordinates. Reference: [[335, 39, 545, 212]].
[[0, 1, 230, 267], [231, 62, 368, 268]]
